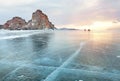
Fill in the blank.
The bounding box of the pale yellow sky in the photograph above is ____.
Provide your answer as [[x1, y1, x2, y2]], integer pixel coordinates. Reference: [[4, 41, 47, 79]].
[[58, 21, 120, 30]]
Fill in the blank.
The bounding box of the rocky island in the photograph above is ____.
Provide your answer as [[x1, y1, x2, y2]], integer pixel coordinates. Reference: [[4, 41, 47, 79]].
[[2, 10, 55, 30]]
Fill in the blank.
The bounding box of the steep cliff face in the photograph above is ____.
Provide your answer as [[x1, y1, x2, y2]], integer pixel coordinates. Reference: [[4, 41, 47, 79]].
[[3, 10, 55, 30], [25, 10, 54, 30], [3, 17, 27, 30]]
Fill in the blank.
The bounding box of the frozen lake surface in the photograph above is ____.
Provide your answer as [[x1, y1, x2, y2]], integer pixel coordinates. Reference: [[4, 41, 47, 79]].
[[0, 30, 120, 81]]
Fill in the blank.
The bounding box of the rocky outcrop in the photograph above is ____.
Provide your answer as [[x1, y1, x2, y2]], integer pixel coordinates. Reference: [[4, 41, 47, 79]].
[[3, 10, 55, 30], [24, 10, 54, 30], [3, 17, 27, 30]]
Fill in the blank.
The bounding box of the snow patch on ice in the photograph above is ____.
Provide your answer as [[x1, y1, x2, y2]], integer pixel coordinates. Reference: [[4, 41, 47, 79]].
[[0, 30, 52, 40]]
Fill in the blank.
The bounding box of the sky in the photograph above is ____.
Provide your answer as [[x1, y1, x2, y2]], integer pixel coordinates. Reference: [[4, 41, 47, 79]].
[[0, 0, 120, 30]]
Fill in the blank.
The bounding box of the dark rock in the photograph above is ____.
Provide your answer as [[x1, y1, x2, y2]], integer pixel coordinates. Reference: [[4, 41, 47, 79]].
[[88, 29, 91, 31]]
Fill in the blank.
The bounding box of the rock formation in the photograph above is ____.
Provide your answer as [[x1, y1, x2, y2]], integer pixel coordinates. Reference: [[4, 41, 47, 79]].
[[3, 17, 27, 30], [3, 10, 55, 30], [25, 10, 54, 30]]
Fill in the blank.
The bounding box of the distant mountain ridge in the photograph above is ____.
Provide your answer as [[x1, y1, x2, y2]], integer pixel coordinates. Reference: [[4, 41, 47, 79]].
[[59, 28, 78, 30], [3, 10, 55, 30]]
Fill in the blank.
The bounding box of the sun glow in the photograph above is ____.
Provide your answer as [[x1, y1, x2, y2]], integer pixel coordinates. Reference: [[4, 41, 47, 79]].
[[59, 21, 120, 31], [90, 21, 113, 30], [78, 21, 115, 31]]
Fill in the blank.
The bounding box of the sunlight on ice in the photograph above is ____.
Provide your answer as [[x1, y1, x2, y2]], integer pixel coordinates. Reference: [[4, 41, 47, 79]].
[[75, 80, 83, 81], [117, 56, 120, 58]]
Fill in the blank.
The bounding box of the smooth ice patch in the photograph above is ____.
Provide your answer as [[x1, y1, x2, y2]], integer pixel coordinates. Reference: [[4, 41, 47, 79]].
[[34, 58, 59, 66]]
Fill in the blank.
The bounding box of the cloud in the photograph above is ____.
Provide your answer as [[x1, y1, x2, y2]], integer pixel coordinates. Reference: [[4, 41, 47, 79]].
[[56, 0, 120, 29], [0, 0, 120, 30], [0, 0, 35, 6]]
